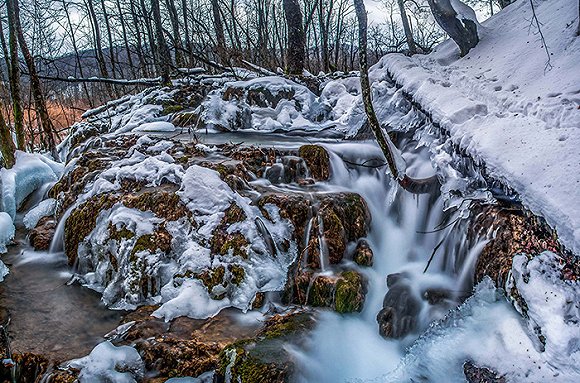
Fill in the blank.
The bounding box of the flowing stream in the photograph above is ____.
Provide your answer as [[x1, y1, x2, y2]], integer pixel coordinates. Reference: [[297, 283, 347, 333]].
[[0, 129, 489, 381]]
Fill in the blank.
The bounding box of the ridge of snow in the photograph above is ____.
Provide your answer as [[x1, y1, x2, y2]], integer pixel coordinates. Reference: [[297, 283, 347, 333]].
[[379, 0, 580, 253]]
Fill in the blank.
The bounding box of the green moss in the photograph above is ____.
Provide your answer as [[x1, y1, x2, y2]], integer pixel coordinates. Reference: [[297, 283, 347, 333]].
[[108, 222, 135, 241], [308, 276, 335, 307], [228, 264, 245, 286], [196, 266, 226, 294], [64, 194, 118, 265], [335, 271, 365, 313], [223, 203, 247, 225], [259, 312, 313, 340], [131, 228, 172, 257], [122, 189, 190, 222], [161, 103, 184, 116], [298, 145, 330, 181], [210, 231, 249, 259]]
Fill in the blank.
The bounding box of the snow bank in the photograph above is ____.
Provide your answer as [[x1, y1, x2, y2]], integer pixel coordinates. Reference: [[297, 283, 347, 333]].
[[382, 253, 580, 382], [375, 0, 580, 253]]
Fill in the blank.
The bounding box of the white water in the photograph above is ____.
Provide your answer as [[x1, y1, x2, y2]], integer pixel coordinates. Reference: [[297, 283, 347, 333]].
[[293, 141, 485, 382]]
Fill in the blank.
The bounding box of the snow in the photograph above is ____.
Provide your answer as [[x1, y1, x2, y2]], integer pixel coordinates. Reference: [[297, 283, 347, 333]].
[[68, 341, 144, 383], [22, 198, 56, 229], [68, 138, 297, 320], [0, 212, 14, 256], [134, 121, 176, 132], [178, 165, 234, 214], [380, 264, 580, 382], [372, 0, 580, 253]]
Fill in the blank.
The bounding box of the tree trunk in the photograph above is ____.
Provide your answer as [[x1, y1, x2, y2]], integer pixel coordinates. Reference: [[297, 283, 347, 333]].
[[397, 0, 417, 54], [0, 109, 16, 168], [165, 0, 184, 67], [427, 0, 478, 57], [283, 0, 305, 75], [9, 0, 56, 156], [210, 0, 227, 64], [1, 2, 24, 150], [151, 0, 172, 85], [577, 0, 580, 36], [354, 0, 439, 194]]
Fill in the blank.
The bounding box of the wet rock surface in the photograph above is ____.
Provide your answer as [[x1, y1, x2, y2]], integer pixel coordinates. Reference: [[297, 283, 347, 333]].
[[471, 204, 561, 286], [28, 216, 56, 251], [214, 310, 315, 383]]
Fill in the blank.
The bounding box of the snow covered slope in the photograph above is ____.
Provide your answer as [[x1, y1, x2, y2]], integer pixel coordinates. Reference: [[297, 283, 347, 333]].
[[380, 0, 580, 253]]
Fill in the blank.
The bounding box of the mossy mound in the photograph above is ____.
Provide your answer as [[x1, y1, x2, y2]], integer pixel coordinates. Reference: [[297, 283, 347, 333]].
[[29, 216, 57, 251], [215, 311, 314, 383], [298, 144, 330, 181], [64, 193, 119, 265], [335, 271, 366, 313], [258, 193, 312, 241], [138, 336, 221, 378]]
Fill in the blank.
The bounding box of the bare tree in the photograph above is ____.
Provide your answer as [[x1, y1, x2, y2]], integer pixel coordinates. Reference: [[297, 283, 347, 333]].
[[151, 0, 172, 85], [397, 0, 417, 54], [9, 0, 57, 156], [1, 1, 24, 150], [354, 0, 439, 193], [0, 108, 16, 168]]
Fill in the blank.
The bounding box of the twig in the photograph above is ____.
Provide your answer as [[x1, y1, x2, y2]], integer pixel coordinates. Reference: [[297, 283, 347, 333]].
[[528, 0, 552, 71]]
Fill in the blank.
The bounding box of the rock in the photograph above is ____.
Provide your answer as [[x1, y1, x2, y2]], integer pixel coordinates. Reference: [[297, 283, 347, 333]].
[[215, 311, 314, 383], [353, 239, 373, 267], [335, 271, 366, 313], [258, 193, 312, 242], [308, 275, 337, 307], [29, 216, 56, 251], [463, 361, 506, 383], [307, 193, 371, 267], [298, 145, 330, 181], [377, 273, 421, 338], [472, 205, 560, 286], [119, 307, 259, 381], [223, 85, 296, 109]]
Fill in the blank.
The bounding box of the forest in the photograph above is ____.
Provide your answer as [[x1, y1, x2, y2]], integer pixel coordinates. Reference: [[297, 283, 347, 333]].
[[0, 0, 578, 382]]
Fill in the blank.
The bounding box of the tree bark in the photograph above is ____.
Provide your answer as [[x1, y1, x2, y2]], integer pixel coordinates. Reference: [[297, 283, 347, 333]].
[[0, 3, 23, 151], [210, 0, 227, 64], [283, 0, 305, 75], [354, 0, 439, 194], [151, 0, 172, 85], [427, 0, 478, 57], [397, 0, 417, 54], [9, 0, 56, 156], [0, 108, 16, 168]]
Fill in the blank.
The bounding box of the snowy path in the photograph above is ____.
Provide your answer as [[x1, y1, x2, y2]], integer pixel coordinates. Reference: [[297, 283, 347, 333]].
[[378, 0, 580, 253]]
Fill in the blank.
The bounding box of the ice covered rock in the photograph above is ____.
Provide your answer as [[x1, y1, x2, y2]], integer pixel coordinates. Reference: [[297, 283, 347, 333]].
[[0, 212, 14, 255], [68, 341, 144, 383], [0, 151, 61, 220], [23, 198, 56, 229]]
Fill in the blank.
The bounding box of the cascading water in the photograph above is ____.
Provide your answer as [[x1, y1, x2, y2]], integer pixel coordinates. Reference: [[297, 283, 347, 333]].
[[290, 139, 487, 382]]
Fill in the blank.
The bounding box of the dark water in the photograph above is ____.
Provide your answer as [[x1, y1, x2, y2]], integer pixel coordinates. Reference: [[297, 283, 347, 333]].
[[0, 229, 123, 362]]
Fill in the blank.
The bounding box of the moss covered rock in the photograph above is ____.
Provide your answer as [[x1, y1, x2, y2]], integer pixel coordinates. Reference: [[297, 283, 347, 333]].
[[472, 205, 560, 286], [335, 271, 365, 313], [298, 145, 330, 181], [353, 239, 374, 267], [215, 311, 314, 383]]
